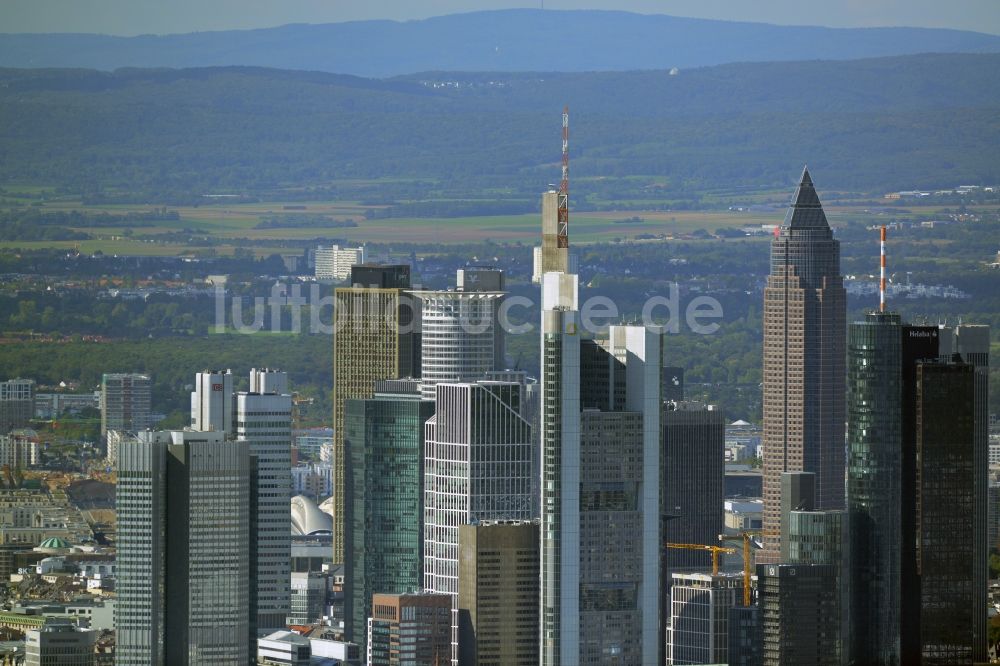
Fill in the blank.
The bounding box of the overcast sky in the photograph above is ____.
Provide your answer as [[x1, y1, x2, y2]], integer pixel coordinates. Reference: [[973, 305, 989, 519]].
[[2, 0, 998, 36]]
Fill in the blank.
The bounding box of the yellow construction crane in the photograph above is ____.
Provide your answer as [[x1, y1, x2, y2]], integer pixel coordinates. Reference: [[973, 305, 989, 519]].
[[664, 542, 736, 576], [719, 530, 772, 608]]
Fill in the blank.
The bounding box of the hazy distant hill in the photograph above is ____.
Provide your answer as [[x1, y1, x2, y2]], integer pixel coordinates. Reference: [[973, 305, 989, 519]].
[[2, 9, 1000, 77], [1, 53, 998, 197]]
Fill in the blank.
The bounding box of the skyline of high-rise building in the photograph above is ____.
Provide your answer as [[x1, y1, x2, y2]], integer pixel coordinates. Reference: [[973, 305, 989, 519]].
[[761, 167, 846, 564], [314, 244, 366, 282], [845, 312, 991, 663], [28, 147, 988, 664]]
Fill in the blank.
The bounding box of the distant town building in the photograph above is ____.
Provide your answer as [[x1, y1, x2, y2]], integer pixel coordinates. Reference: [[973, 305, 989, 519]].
[[99, 373, 151, 439], [367, 593, 451, 666], [724, 469, 763, 498], [0, 430, 40, 469], [291, 462, 332, 499], [0, 379, 35, 435], [725, 420, 762, 463], [287, 571, 330, 626], [33, 392, 99, 420], [315, 245, 366, 281], [457, 521, 539, 666], [725, 499, 763, 532], [294, 428, 333, 459]]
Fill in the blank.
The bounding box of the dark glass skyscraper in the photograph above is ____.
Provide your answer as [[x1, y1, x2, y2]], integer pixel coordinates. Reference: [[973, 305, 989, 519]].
[[756, 563, 839, 666], [761, 168, 846, 563], [847, 312, 988, 663], [847, 312, 906, 664], [939, 324, 991, 664], [343, 387, 433, 650], [662, 401, 725, 571], [915, 360, 977, 664]]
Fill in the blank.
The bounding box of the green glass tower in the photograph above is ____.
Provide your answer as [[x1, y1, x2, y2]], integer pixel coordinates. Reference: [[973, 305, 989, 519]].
[[343, 385, 433, 650], [847, 311, 905, 664]]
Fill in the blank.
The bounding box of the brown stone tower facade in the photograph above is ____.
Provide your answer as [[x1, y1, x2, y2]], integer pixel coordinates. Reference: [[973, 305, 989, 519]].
[[761, 168, 846, 564]]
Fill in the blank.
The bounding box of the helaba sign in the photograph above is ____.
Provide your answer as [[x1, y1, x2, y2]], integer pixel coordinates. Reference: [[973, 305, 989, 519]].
[[907, 329, 938, 339]]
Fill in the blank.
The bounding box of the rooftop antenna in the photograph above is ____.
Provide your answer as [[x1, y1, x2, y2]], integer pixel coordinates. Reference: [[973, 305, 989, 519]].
[[558, 106, 569, 249], [879, 225, 887, 312]]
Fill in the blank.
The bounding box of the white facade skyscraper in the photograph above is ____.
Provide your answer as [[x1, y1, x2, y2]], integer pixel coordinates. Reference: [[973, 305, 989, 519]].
[[189, 367, 293, 633], [236, 368, 293, 633], [315, 245, 366, 281], [423, 380, 533, 663], [538, 184, 662, 665], [190, 369, 233, 433], [413, 268, 506, 400]]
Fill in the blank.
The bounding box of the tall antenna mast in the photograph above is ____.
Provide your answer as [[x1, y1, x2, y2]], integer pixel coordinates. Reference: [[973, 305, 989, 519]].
[[879, 225, 887, 312], [557, 106, 569, 248]]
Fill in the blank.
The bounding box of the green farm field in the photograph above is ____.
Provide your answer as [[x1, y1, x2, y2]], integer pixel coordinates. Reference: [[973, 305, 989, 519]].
[[3, 186, 988, 256]]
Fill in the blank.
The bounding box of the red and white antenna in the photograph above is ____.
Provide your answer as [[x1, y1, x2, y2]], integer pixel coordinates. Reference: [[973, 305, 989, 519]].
[[557, 106, 569, 249], [879, 225, 887, 312]]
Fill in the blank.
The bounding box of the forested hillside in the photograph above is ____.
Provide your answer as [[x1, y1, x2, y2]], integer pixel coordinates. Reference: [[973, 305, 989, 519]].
[[1, 53, 998, 200]]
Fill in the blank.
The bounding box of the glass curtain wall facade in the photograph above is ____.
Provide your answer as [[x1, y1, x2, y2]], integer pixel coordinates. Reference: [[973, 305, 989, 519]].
[[343, 390, 432, 650]]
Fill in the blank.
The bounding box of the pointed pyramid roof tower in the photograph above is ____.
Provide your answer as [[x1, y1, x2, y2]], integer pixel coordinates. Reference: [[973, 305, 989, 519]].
[[783, 166, 830, 229]]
